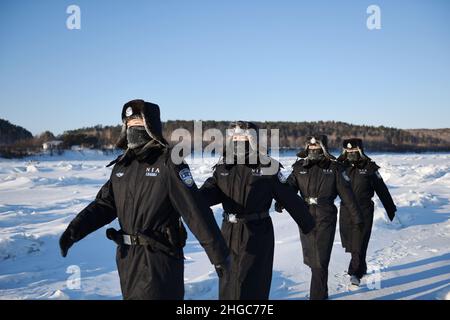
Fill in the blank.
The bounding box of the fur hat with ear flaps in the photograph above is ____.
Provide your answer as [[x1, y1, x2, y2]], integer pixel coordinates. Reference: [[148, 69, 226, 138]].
[[297, 134, 335, 160], [337, 138, 371, 161], [116, 99, 169, 149]]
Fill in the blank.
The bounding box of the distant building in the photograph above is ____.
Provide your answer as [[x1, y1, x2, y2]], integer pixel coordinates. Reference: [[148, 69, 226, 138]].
[[102, 144, 116, 150], [71, 145, 83, 151], [42, 140, 63, 150]]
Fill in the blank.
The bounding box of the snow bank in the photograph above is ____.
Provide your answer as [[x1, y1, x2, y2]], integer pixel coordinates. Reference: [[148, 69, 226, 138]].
[[0, 233, 43, 261], [0, 153, 449, 300]]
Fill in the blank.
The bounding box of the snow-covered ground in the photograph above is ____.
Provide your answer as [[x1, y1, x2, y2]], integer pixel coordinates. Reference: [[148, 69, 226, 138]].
[[0, 151, 449, 300]]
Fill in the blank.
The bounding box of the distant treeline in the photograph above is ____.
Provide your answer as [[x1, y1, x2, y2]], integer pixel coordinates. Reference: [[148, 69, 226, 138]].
[[0, 119, 33, 145], [1, 118, 450, 158], [164, 120, 450, 152]]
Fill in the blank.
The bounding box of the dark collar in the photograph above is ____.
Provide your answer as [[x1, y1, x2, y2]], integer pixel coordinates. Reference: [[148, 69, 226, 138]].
[[301, 158, 331, 169], [113, 142, 165, 167], [219, 152, 271, 168], [348, 159, 368, 169]]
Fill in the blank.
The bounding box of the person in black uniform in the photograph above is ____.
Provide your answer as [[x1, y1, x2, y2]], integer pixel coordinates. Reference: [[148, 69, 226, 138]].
[[275, 135, 363, 300], [59, 99, 230, 300], [337, 138, 397, 286], [199, 121, 315, 300]]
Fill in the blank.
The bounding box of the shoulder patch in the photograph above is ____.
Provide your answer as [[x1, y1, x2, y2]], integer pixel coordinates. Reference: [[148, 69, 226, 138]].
[[179, 167, 194, 187], [277, 171, 287, 183], [342, 171, 351, 182], [375, 170, 383, 179]]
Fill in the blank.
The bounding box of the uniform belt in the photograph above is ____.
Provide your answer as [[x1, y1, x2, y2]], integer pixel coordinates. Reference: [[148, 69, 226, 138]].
[[106, 228, 182, 259], [122, 234, 146, 245], [107, 228, 160, 246], [223, 211, 270, 224], [304, 197, 334, 206]]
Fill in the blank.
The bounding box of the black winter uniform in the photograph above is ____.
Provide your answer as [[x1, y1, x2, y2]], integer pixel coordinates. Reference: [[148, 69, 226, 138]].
[[199, 157, 315, 300], [339, 159, 396, 278], [284, 157, 363, 300], [64, 146, 229, 299]]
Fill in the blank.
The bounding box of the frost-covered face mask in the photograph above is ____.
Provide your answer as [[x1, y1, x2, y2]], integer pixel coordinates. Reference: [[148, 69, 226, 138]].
[[232, 140, 251, 158], [347, 151, 361, 163], [225, 123, 258, 164], [307, 147, 324, 162], [127, 126, 150, 149]]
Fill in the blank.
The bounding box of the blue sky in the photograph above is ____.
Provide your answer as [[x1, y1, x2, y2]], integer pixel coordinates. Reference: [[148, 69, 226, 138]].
[[1, 0, 449, 135]]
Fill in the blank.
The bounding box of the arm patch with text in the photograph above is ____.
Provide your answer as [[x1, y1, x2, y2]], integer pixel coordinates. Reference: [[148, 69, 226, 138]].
[[342, 171, 351, 182], [278, 171, 287, 183], [179, 168, 194, 187]]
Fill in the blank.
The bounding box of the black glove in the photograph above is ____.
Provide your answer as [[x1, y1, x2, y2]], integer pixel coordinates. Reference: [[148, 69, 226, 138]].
[[59, 227, 76, 257], [387, 210, 396, 222], [274, 202, 284, 213], [215, 255, 231, 278]]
